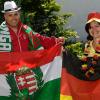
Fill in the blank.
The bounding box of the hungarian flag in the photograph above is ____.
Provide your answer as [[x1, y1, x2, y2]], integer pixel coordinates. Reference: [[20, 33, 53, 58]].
[[0, 44, 62, 100], [60, 68, 100, 100]]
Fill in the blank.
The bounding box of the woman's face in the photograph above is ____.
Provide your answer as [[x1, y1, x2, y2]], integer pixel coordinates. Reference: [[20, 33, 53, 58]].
[[89, 21, 100, 50], [89, 21, 100, 39]]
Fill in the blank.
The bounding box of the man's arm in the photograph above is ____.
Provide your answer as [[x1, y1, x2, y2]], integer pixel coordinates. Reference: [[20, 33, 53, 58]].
[[34, 33, 57, 49]]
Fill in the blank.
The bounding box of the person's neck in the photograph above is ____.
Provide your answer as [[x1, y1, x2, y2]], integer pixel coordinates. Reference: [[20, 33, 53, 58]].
[[9, 25, 18, 33], [7, 21, 21, 33]]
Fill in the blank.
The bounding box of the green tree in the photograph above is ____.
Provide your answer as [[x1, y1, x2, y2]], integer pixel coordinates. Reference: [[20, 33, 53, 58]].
[[0, 0, 6, 23], [21, 0, 78, 39]]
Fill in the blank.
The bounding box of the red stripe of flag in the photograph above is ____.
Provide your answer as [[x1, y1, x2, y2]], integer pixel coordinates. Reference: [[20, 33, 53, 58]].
[[0, 44, 61, 73], [61, 68, 100, 100]]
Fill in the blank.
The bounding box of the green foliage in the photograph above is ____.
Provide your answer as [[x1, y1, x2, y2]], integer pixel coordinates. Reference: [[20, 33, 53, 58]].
[[20, 0, 78, 39], [0, 0, 5, 23], [66, 42, 85, 57]]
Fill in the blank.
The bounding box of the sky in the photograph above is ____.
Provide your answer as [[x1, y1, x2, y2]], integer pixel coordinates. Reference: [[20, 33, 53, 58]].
[[56, 0, 100, 41]]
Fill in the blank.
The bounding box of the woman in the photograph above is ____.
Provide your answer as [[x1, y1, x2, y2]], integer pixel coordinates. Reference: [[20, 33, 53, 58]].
[[85, 12, 100, 54], [63, 12, 100, 81]]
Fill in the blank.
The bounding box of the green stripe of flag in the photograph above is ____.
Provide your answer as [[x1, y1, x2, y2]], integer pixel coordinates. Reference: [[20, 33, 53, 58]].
[[33, 78, 60, 100]]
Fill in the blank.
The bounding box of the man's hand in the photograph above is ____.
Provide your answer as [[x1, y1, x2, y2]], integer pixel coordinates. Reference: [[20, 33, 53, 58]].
[[57, 37, 65, 45]]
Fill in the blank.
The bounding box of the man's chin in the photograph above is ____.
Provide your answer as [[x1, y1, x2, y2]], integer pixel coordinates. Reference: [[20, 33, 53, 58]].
[[7, 22, 18, 28]]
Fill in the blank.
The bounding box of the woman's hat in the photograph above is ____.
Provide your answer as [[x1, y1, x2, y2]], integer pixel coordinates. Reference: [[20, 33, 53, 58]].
[[85, 12, 100, 33], [1, 1, 21, 13]]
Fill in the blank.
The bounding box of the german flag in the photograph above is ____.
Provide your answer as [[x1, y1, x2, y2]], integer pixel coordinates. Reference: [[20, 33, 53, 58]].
[[60, 68, 100, 100], [60, 68, 73, 100]]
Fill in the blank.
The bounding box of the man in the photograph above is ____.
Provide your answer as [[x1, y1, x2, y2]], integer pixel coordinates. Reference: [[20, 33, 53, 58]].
[[0, 1, 65, 52], [0, 1, 64, 99]]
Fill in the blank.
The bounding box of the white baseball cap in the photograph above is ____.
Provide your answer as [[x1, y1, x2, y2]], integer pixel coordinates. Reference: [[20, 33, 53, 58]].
[[1, 1, 21, 13]]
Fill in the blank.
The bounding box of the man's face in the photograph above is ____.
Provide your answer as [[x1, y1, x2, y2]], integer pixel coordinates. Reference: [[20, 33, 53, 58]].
[[4, 11, 20, 27]]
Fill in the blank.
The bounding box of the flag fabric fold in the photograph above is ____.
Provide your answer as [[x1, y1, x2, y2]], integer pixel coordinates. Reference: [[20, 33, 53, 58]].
[[0, 44, 62, 100], [60, 68, 100, 100]]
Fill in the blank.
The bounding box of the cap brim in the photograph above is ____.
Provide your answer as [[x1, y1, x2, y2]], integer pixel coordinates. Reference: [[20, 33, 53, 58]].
[[1, 7, 21, 13], [86, 18, 100, 24]]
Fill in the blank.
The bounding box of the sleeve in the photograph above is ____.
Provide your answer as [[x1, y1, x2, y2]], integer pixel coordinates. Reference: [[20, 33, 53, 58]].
[[34, 33, 57, 49], [23, 25, 57, 49]]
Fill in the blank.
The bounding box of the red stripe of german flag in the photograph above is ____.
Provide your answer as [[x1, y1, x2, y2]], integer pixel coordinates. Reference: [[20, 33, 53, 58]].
[[60, 68, 100, 100]]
